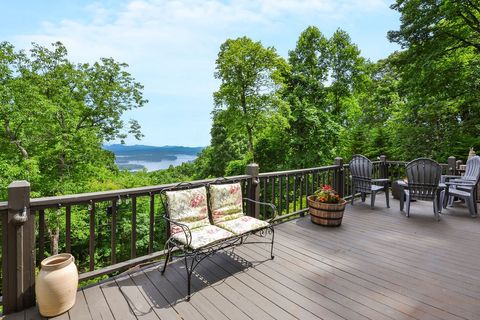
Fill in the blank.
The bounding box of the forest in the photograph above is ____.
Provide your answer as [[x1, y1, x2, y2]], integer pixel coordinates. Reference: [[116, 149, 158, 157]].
[[1, 0, 479, 286]]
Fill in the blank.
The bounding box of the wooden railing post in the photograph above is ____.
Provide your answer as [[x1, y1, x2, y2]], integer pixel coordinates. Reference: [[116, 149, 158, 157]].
[[333, 157, 344, 198], [448, 156, 457, 175], [2, 181, 35, 314], [379, 155, 388, 179], [246, 163, 260, 218]]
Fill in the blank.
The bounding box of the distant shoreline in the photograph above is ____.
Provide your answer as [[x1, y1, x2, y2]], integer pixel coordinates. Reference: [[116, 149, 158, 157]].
[[103, 144, 203, 172]]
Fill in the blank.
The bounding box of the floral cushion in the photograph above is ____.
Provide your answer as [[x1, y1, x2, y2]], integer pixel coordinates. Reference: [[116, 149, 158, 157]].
[[209, 183, 244, 224], [216, 216, 269, 235], [166, 187, 210, 235], [172, 225, 234, 249]]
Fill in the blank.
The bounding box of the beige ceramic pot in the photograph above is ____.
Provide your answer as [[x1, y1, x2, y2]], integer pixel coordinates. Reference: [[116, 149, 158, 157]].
[[35, 253, 78, 317]]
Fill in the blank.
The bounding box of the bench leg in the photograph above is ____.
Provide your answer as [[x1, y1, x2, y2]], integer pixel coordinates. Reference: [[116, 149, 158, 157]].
[[184, 254, 195, 301], [161, 241, 172, 274], [270, 226, 275, 260]]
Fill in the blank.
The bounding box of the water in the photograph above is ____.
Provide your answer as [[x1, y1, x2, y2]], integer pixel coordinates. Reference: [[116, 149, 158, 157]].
[[117, 154, 197, 172]]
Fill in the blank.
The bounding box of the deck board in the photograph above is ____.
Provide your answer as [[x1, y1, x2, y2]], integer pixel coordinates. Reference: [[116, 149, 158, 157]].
[[67, 291, 92, 320], [6, 196, 480, 320]]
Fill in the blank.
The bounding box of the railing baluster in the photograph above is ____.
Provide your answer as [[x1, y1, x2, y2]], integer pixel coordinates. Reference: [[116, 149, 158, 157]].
[[271, 177, 275, 209], [89, 201, 95, 271], [149, 193, 155, 254], [111, 199, 117, 265], [299, 175, 304, 212], [305, 172, 309, 197], [66, 206, 71, 253], [279, 176, 283, 215], [263, 178, 267, 216], [38, 209, 45, 265], [312, 171, 315, 193], [286, 175, 290, 214], [293, 175, 297, 212], [131, 197, 137, 259]]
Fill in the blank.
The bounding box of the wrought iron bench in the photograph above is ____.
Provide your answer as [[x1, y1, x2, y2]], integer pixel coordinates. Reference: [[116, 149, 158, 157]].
[[160, 181, 276, 300]]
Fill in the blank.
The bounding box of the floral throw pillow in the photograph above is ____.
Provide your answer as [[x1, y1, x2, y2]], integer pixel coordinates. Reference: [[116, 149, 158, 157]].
[[166, 186, 210, 235], [209, 183, 244, 224]]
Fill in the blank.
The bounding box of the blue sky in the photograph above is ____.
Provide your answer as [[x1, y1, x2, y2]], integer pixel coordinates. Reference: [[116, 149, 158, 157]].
[[0, 0, 400, 147]]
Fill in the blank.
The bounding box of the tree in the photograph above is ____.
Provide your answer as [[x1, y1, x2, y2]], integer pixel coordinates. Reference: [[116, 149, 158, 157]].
[[388, 0, 480, 160], [281, 27, 368, 167], [213, 37, 286, 161], [0, 41, 147, 254]]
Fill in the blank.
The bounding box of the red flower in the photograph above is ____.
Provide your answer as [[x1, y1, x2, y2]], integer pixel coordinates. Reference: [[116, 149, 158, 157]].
[[314, 184, 341, 204]]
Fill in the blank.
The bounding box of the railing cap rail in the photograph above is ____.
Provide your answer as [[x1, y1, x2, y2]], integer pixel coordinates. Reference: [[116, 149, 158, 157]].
[[258, 165, 340, 178], [0, 174, 251, 212]]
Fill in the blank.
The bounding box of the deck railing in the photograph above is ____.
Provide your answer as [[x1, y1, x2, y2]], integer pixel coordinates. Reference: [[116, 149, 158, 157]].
[[0, 155, 460, 314]]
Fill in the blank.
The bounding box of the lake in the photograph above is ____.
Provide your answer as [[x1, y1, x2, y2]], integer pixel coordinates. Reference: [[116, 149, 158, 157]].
[[116, 154, 197, 172]]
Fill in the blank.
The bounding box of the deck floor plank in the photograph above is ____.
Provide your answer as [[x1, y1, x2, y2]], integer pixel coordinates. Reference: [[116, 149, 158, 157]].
[[235, 244, 421, 320], [194, 257, 281, 320], [280, 221, 480, 300], [12, 196, 480, 320], [83, 283, 115, 320], [276, 224, 480, 319], [243, 237, 450, 320], [128, 270, 181, 320], [143, 267, 206, 320], [65, 290, 92, 320], [160, 264, 229, 320], [208, 252, 340, 320], [169, 259, 248, 320]]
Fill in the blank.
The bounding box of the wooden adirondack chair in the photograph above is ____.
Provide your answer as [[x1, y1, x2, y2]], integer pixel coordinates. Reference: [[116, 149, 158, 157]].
[[349, 154, 389, 209]]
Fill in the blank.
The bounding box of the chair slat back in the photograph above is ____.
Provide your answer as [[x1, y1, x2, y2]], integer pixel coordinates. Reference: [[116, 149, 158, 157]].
[[463, 156, 480, 182], [406, 158, 441, 200], [349, 154, 373, 193]]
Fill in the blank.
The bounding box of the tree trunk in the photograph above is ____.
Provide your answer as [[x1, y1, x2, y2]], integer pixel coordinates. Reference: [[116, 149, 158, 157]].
[[4, 119, 29, 159], [241, 91, 255, 161], [49, 227, 60, 255]]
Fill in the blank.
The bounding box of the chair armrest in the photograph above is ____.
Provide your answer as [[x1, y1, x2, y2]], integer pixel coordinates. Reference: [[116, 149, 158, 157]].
[[163, 215, 193, 247], [397, 180, 408, 187], [442, 175, 462, 180], [371, 178, 389, 184], [244, 198, 277, 222], [445, 180, 476, 185]]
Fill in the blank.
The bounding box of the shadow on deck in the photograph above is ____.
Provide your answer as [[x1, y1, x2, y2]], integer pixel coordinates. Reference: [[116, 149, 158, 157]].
[[7, 195, 480, 320]]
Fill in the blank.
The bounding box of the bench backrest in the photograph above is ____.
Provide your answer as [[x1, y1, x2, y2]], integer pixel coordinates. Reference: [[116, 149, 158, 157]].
[[165, 186, 210, 234], [164, 182, 247, 233], [209, 183, 244, 224]]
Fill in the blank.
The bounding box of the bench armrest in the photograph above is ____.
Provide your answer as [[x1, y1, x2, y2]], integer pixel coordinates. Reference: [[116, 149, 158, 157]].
[[244, 198, 277, 223], [163, 215, 193, 247]]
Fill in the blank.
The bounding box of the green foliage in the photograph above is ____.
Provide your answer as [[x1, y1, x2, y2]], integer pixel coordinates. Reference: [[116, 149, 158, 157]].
[[385, 0, 480, 160]]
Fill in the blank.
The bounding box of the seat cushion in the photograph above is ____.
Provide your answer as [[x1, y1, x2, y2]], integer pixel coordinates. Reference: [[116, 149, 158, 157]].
[[166, 186, 210, 235], [209, 183, 244, 223], [172, 225, 234, 249], [216, 216, 269, 235]]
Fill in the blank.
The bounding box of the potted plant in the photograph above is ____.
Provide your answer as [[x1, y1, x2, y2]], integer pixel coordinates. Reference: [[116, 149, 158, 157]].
[[307, 185, 346, 227]]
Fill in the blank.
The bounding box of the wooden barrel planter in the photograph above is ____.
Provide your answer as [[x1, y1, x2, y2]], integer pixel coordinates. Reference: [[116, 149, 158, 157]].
[[307, 196, 346, 227]]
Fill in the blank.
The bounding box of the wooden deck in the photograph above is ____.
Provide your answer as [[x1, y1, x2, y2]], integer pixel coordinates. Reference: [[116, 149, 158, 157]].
[[6, 196, 480, 320]]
